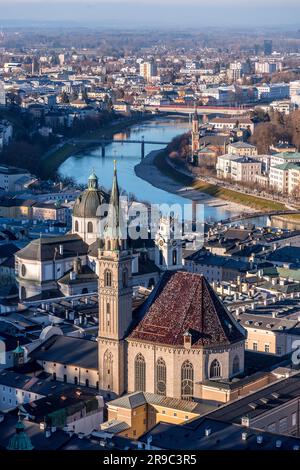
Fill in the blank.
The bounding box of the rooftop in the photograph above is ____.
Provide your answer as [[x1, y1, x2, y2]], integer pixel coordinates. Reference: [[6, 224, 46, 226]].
[[129, 271, 245, 348]]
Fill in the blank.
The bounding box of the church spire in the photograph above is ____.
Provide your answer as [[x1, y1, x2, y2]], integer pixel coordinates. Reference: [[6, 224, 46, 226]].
[[105, 161, 125, 251], [110, 160, 120, 219]]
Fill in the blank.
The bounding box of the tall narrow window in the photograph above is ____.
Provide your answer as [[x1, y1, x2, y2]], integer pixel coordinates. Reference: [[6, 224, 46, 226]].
[[87, 221, 93, 233], [159, 250, 164, 266], [181, 360, 194, 401], [232, 355, 240, 375], [210, 359, 221, 379], [156, 358, 166, 396], [172, 249, 177, 266], [104, 270, 112, 287], [75, 220, 79, 232], [103, 350, 113, 390], [134, 353, 146, 392], [122, 268, 128, 287], [106, 302, 111, 327]]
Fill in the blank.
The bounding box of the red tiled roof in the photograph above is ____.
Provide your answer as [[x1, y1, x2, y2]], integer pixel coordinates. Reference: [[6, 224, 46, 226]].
[[129, 272, 245, 348]]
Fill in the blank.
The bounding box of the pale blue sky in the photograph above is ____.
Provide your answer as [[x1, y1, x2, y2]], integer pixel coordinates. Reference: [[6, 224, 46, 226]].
[[1, 0, 299, 27]]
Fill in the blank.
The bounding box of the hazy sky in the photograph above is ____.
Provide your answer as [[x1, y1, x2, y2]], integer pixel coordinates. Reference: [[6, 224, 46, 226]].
[[1, 0, 300, 28]]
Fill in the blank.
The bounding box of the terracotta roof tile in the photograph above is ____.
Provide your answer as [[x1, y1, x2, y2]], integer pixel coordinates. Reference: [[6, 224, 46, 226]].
[[129, 272, 245, 348]]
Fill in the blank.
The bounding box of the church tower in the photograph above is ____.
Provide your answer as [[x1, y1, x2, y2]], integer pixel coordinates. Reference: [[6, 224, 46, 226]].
[[155, 215, 183, 271], [98, 162, 133, 396], [191, 105, 200, 157]]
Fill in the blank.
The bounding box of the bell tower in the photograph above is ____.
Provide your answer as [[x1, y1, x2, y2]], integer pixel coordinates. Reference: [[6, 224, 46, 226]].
[[155, 215, 183, 271], [98, 162, 133, 396]]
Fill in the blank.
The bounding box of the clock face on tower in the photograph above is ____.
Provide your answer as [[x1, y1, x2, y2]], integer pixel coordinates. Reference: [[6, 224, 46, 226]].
[[159, 239, 164, 247]]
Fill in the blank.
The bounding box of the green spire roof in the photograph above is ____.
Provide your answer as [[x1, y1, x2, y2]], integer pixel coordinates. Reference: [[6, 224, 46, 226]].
[[7, 412, 34, 451], [13, 342, 24, 355]]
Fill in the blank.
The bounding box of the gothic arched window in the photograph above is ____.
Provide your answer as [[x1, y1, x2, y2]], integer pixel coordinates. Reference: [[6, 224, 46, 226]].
[[87, 221, 93, 233], [104, 270, 112, 287], [181, 360, 194, 401], [210, 359, 221, 379], [134, 353, 146, 392], [172, 249, 177, 266], [156, 358, 166, 396], [232, 355, 240, 375], [75, 220, 79, 232]]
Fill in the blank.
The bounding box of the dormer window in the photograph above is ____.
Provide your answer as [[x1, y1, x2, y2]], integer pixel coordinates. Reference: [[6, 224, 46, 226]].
[[183, 330, 192, 348]]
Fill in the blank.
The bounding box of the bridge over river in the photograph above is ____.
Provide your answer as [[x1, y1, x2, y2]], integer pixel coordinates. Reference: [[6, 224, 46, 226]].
[[213, 209, 300, 226], [70, 137, 169, 159]]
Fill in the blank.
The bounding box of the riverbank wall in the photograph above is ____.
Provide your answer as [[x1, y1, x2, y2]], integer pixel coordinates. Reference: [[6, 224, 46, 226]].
[[139, 146, 290, 214]]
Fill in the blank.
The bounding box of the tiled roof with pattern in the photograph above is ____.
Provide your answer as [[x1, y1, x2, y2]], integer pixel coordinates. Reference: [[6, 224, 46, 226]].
[[129, 271, 245, 348]]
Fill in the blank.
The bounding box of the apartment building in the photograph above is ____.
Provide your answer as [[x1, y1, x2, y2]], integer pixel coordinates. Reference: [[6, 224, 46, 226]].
[[216, 154, 262, 183], [210, 117, 255, 134], [255, 61, 279, 74], [270, 152, 300, 167], [237, 313, 300, 356], [227, 141, 258, 157], [256, 83, 290, 102], [269, 162, 300, 195], [0, 165, 31, 192]]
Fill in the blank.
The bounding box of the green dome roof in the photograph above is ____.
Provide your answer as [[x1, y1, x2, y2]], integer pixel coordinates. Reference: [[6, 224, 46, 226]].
[[7, 415, 34, 451]]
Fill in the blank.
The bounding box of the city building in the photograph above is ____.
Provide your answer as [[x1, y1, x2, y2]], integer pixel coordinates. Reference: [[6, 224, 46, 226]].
[[227, 141, 258, 157], [264, 40, 273, 56], [139, 61, 157, 82], [216, 154, 262, 183]]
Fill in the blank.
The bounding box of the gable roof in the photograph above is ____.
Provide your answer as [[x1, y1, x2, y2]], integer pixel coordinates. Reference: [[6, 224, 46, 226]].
[[30, 335, 98, 370], [129, 271, 245, 348], [15, 234, 88, 262]]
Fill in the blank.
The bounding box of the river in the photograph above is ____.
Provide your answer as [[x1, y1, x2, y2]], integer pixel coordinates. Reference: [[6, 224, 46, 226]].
[[58, 117, 258, 223]]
